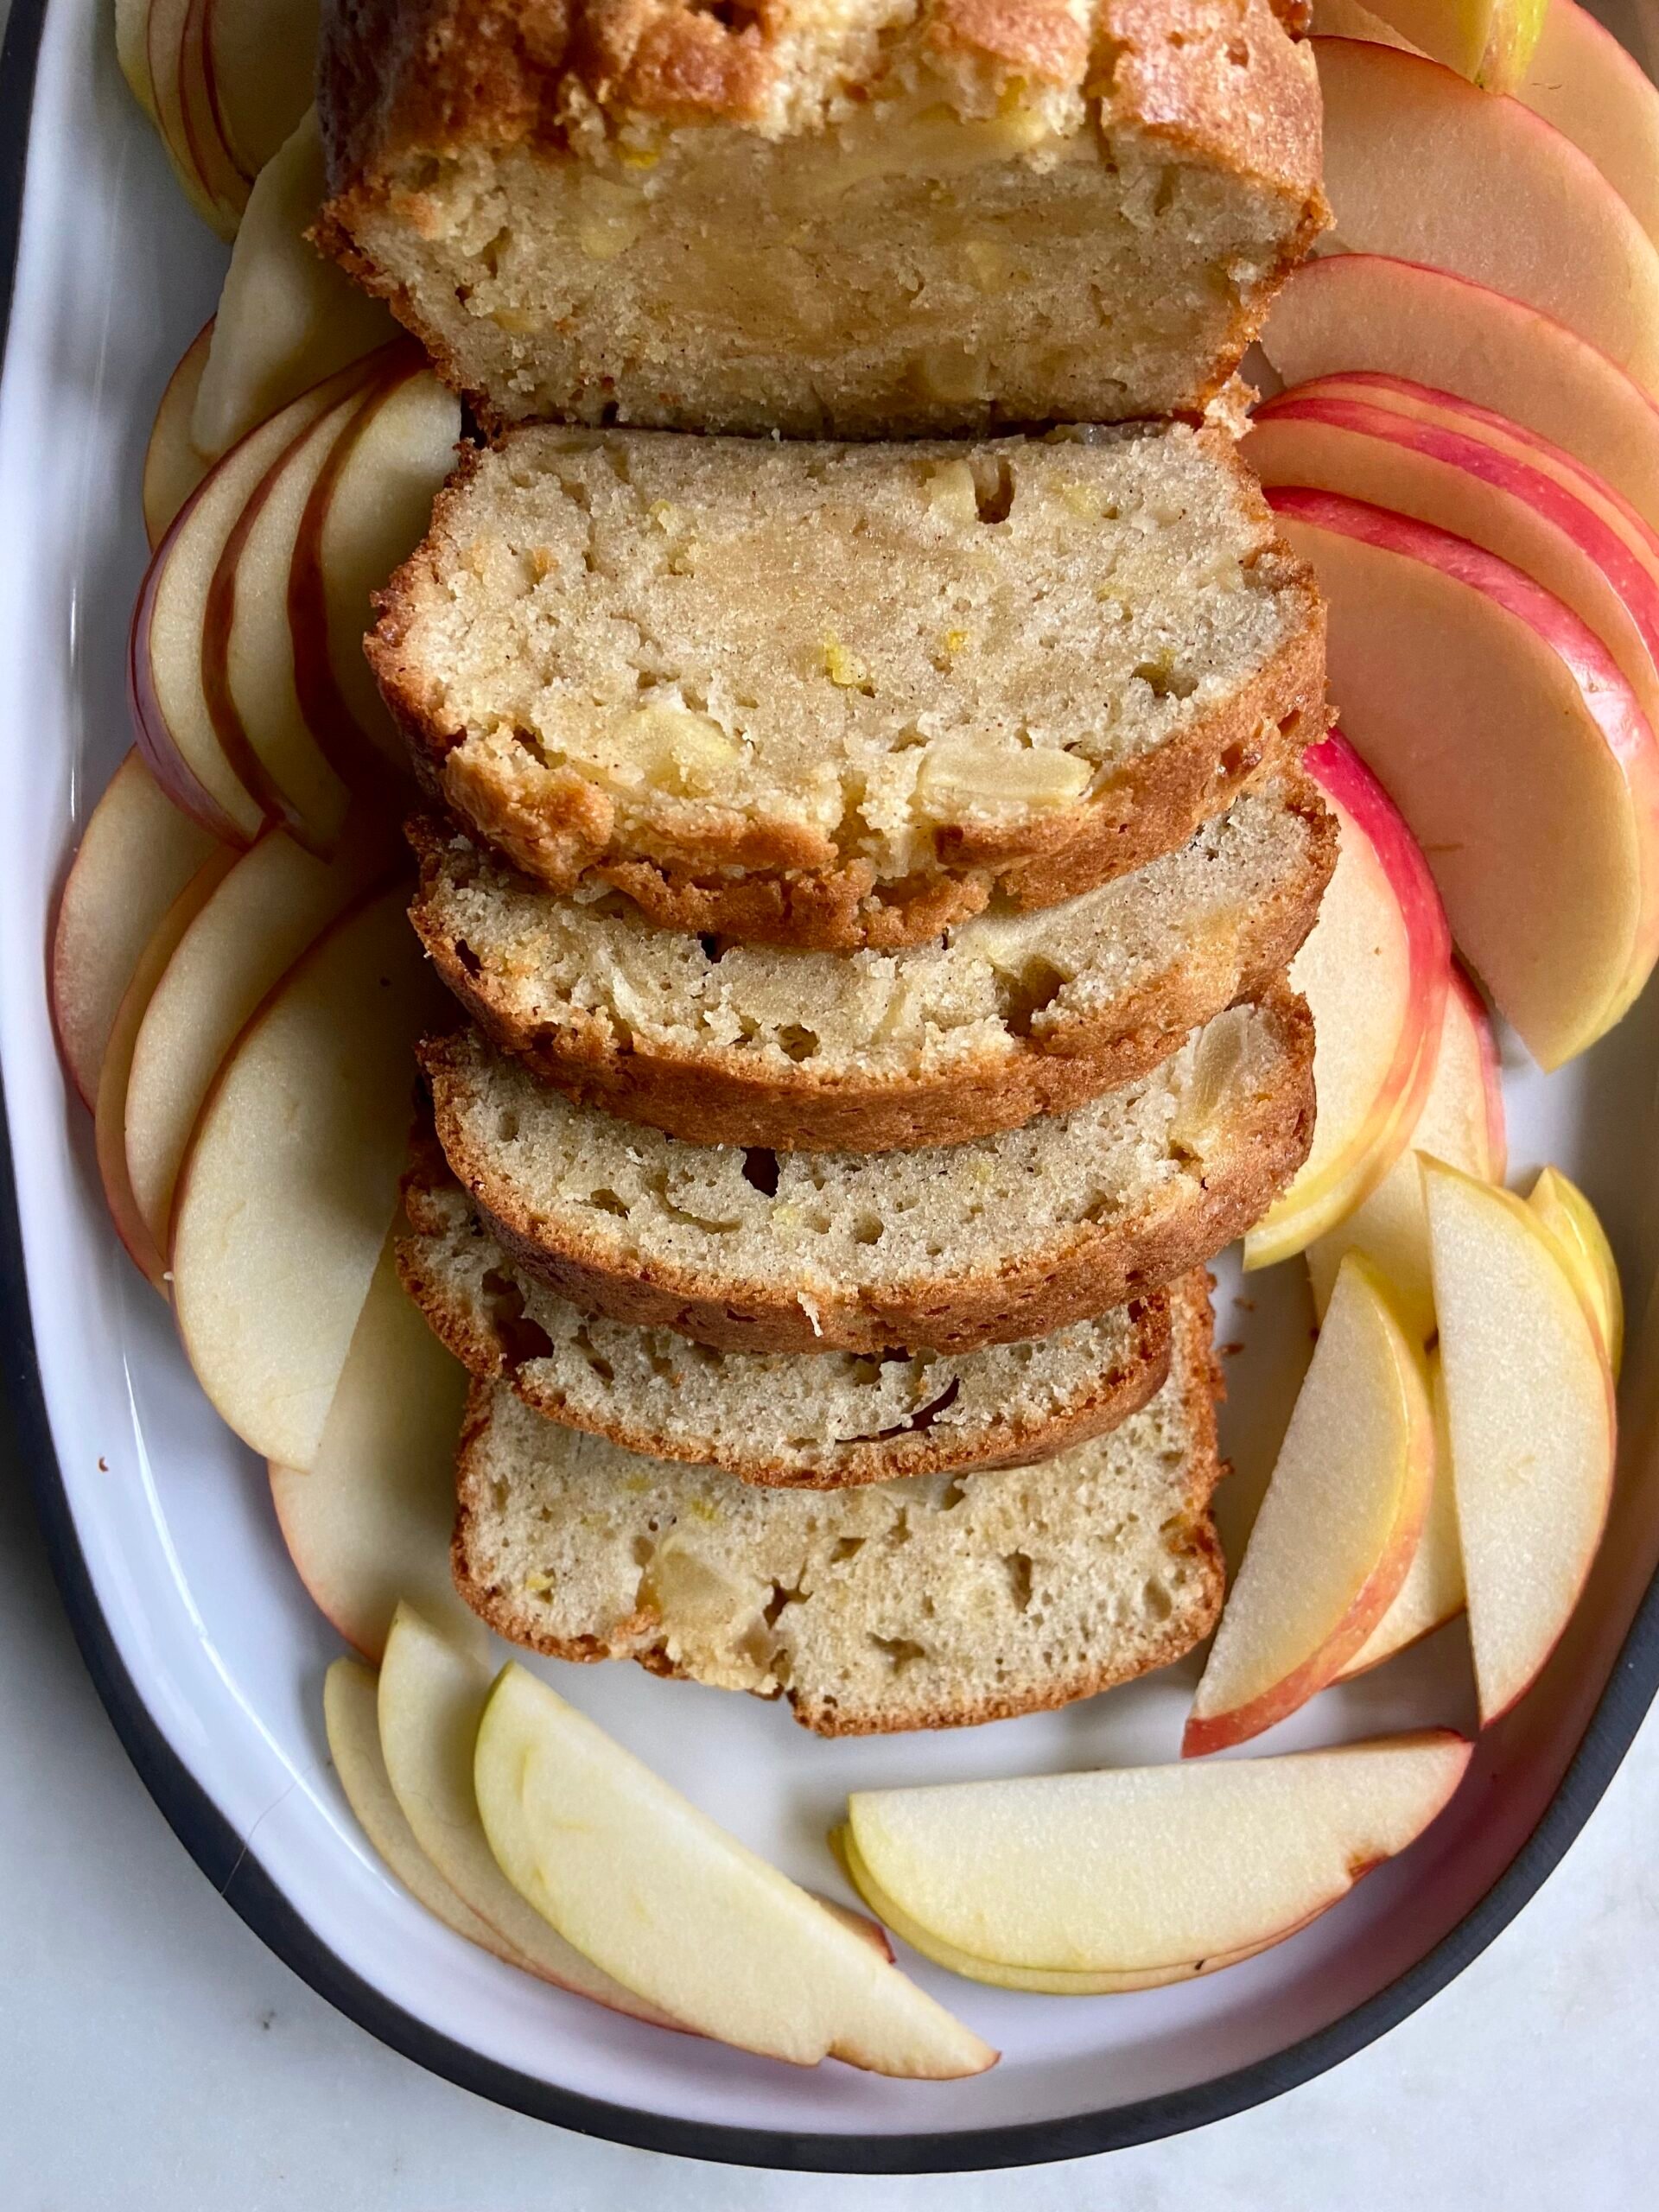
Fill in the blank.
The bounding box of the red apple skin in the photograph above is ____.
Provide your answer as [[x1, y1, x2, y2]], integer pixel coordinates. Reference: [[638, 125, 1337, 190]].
[[128, 508, 257, 848], [1271, 487, 1659, 1041]]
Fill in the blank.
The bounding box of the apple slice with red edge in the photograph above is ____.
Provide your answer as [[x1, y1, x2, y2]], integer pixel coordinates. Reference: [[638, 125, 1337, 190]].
[[169, 882, 448, 1468], [94, 844, 239, 1287], [1332, 0, 1545, 92], [203, 0, 323, 184], [1425, 1159, 1616, 1726], [1306, 962, 1504, 1340], [1270, 486, 1659, 1067], [147, 0, 245, 238], [1243, 732, 1450, 1270], [124, 814, 401, 1257], [1313, 39, 1659, 401], [840, 1734, 1472, 1986], [143, 319, 215, 551], [51, 749, 222, 1109], [1528, 1166, 1623, 1378], [1184, 1255, 1435, 1758], [1337, 1351, 1466, 1680]]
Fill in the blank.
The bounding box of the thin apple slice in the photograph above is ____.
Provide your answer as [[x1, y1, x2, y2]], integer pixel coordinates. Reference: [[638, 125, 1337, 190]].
[[474, 1662, 996, 2075], [1271, 488, 1659, 1067], [169, 884, 447, 1467], [205, 0, 322, 181], [116, 0, 157, 119], [377, 1607, 684, 2025], [324, 1656, 531, 1967], [1337, 1354, 1466, 1679], [192, 111, 399, 464], [1529, 1166, 1623, 1378], [51, 750, 222, 1109], [1306, 966, 1505, 1338], [1185, 1256, 1434, 1757], [1521, 0, 1659, 251], [1245, 392, 1659, 746], [270, 1239, 470, 1660], [1334, 0, 1544, 91], [1244, 733, 1449, 1269], [94, 846, 239, 1287], [842, 1734, 1471, 1981], [124, 817, 400, 1255], [143, 320, 216, 551], [1260, 257, 1659, 539], [1314, 39, 1659, 401], [144, 0, 240, 237], [290, 368, 461, 769], [1425, 1160, 1617, 1726]]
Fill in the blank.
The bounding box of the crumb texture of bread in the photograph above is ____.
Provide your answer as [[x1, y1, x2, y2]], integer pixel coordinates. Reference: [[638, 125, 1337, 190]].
[[317, 0, 1325, 435], [422, 990, 1314, 1351], [373, 427, 1326, 946], [408, 769, 1333, 1148], [451, 1271, 1225, 1733], [398, 1166, 1173, 1484]]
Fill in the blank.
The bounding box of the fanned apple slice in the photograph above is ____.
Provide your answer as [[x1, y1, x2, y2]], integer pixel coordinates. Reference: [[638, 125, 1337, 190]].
[[192, 111, 398, 463], [1519, 0, 1659, 251], [170, 884, 447, 1467], [94, 846, 239, 1287], [205, 0, 324, 182], [1185, 1255, 1435, 1757], [116, 0, 156, 119], [1528, 1167, 1623, 1380], [51, 750, 222, 1108], [1332, 0, 1543, 91], [270, 1239, 470, 1660], [324, 1656, 530, 1967], [377, 1607, 684, 2025], [143, 320, 215, 550], [143, 0, 242, 237], [1271, 488, 1659, 1067], [1244, 733, 1449, 1268], [1314, 39, 1659, 400], [125, 817, 400, 1255], [1425, 1160, 1617, 1725], [1306, 965, 1504, 1338], [474, 1663, 996, 2075], [1337, 1352, 1466, 1679], [842, 1735, 1471, 1982]]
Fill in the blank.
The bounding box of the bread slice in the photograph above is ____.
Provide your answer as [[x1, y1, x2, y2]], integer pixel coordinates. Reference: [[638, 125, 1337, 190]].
[[450, 1271, 1226, 1735], [422, 989, 1314, 1353], [408, 768, 1334, 1151], [399, 1164, 1173, 1488], [372, 426, 1327, 950], [316, 0, 1325, 440]]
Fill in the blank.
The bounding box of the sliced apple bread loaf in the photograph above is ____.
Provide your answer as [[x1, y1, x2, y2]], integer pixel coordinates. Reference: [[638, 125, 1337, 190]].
[[316, 0, 1325, 440], [372, 426, 1326, 949], [451, 1270, 1225, 1734], [421, 989, 1314, 1354]]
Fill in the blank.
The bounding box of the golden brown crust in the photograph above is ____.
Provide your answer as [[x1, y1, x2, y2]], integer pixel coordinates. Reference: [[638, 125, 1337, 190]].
[[405, 771, 1335, 1150], [448, 1271, 1227, 1733], [421, 985, 1316, 1354]]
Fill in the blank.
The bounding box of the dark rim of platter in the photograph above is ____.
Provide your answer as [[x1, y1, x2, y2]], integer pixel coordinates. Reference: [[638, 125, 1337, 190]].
[[5, 0, 1659, 2173]]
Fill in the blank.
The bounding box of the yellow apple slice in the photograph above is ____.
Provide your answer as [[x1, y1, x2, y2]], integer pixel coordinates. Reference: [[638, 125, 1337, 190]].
[[1271, 488, 1659, 1068], [1244, 733, 1450, 1269], [1314, 38, 1659, 401], [1338, 1352, 1466, 1678], [1425, 1160, 1617, 1726], [1306, 965, 1504, 1338], [1185, 1256, 1435, 1757], [270, 1239, 470, 1660], [169, 885, 448, 1467], [377, 1607, 684, 2025], [842, 1733, 1471, 1982], [124, 818, 400, 1256], [1520, 0, 1659, 251], [191, 110, 398, 464], [204, 0, 322, 182], [1528, 1166, 1623, 1379], [1340, 0, 1544, 90], [116, 0, 157, 120], [474, 1662, 996, 2076], [51, 750, 222, 1109], [142, 319, 215, 551], [324, 1656, 531, 1967]]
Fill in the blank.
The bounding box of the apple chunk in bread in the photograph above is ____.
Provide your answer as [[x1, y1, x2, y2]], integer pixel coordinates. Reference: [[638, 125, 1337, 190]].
[[169, 885, 448, 1468], [474, 1663, 995, 2076], [842, 1734, 1471, 1984], [1185, 1255, 1434, 1757], [1314, 39, 1659, 401], [1244, 733, 1449, 1269], [1425, 1160, 1617, 1726], [1271, 488, 1659, 1068]]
